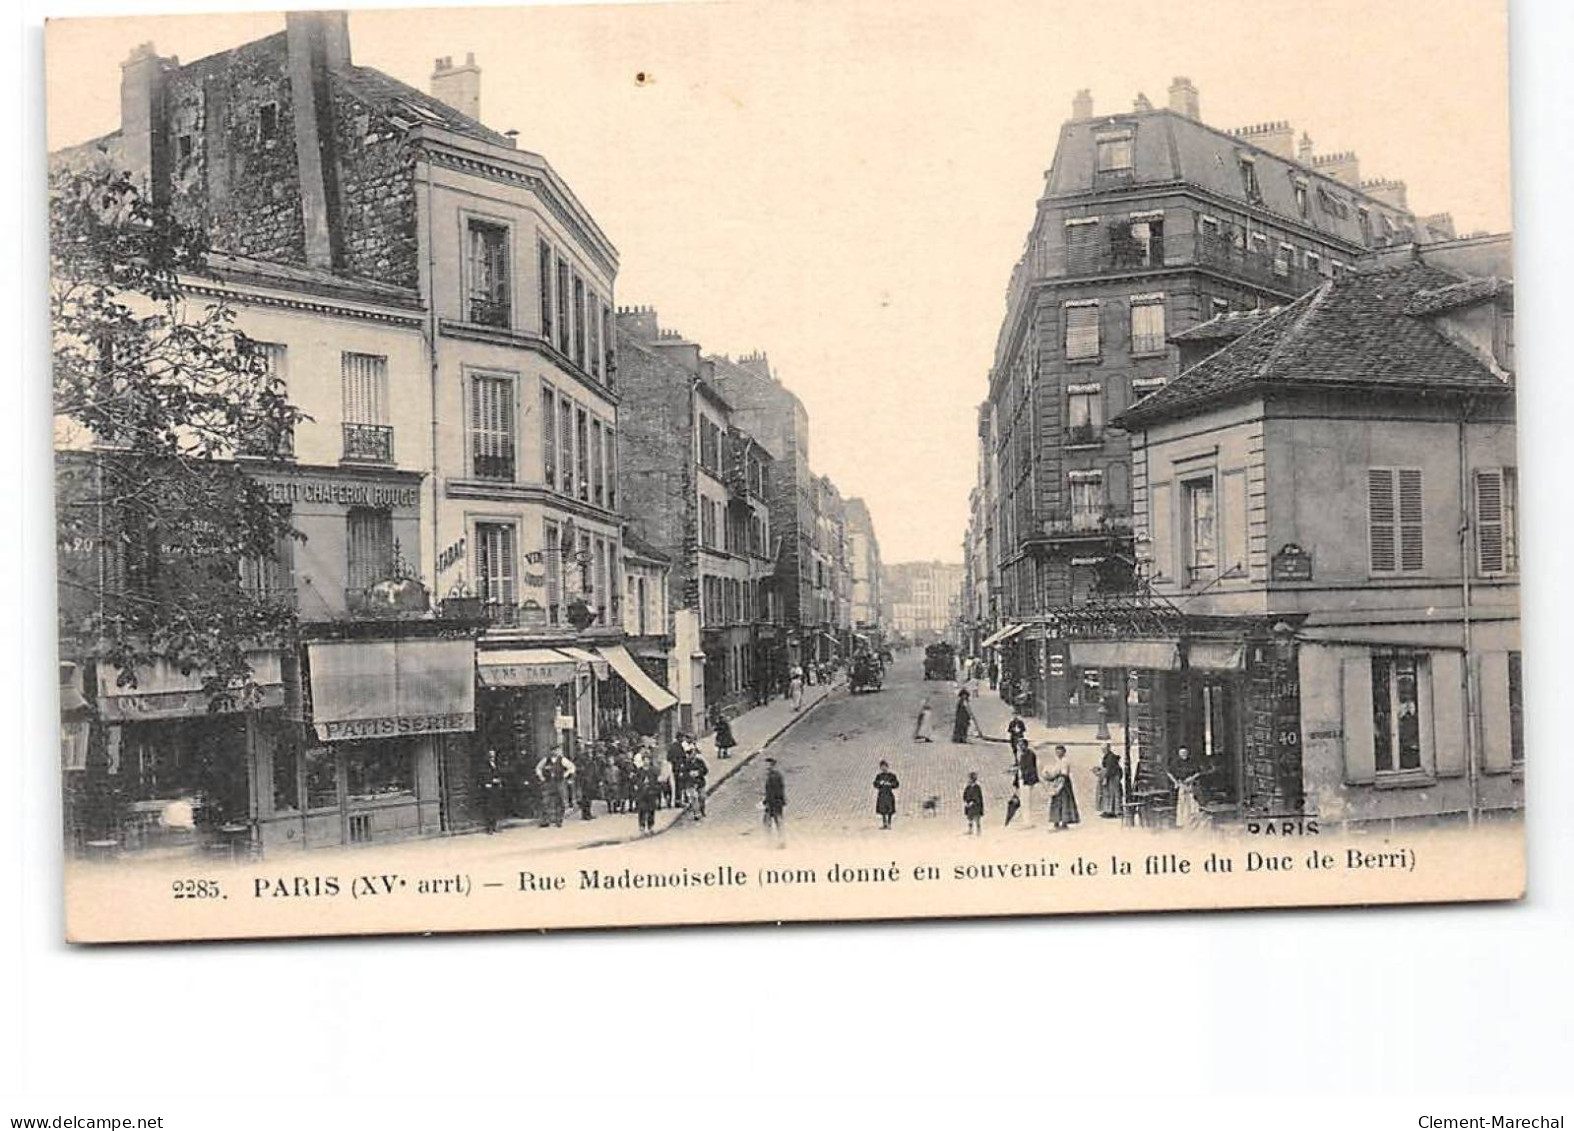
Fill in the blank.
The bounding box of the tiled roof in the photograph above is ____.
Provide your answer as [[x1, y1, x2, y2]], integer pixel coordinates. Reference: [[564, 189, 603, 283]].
[[336, 65, 515, 148], [1403, 276, 1512, 317], [1115, 262, 1511, 428], [623, 532, 672, 565]]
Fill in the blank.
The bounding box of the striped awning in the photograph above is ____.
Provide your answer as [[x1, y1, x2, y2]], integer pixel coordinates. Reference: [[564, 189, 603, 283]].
[[1068, 638, 1181, 670]]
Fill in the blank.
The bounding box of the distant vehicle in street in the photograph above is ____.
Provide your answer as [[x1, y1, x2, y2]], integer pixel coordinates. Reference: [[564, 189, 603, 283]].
[[850, 652, 884, 694], [923, 642, 956, 681]]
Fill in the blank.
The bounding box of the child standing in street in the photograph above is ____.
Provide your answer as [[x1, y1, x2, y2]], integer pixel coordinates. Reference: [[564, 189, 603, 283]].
[[872, 760, 900, 830], [963, 771, 985, 836]]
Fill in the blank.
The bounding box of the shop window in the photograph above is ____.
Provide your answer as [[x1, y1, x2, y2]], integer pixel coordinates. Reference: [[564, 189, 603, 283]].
[[1368, 468, 1424, 574], [1131, 299, 1166, 354], [1372, 654, 1428, 774], [304, 746, 339, 811], [470, 373, 515, 481], [466, 219, 511, 328], [344, 742, 415, 802], [272, 737, 299, 813], [346, 507, 394, 592], [1065, 302, 1100, 360], [1183, 478, 1216, 585], [1475, 468, 1518, 575]]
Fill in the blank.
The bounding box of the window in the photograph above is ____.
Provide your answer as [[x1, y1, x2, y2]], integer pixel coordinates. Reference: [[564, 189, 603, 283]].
[[1184, 478, 1216, 584], [1357, 208, 1372, 246], [1064, 218, 1100, 274], [1065, 303, 1100, 360], [1368, 468, 1424, 573], [467, 220, 510, 328], [345, 742, 415, 803], [1066, 385, 1103, 445], [556, 259, 571, 353], [593, 536, 608, 622], [541, 385, 557, 488], [590, 420, 604, 507], [606, 538, 619, 620], [589, 292, 603, 378], [1508, 652, 1524, 767], [538, 242, 554, 341], [559, 395, 575, 496], [601, 303, 615, 381], [572, 273, 587, 369], [1069, 470, 1104, 530], [1131, 299, 1166, 354], [475, 522, 517, 611], [1112, 216, 1163, 268], [575, 407, 590, 501], [701, 498, 717, 549], [605, 426, 617, 510], [1372, 654, 1427, 774], [470, 373, 514, 481], [579, 531, 593, 595], [346, 507, 394, 592], [544, 520, 562, 624], [1239, 157, 1261, 202], [700, 417, 722, 473], [1293, 179, 1309, 218], [1306, 251, 1323, 276], [177, 134, 193, 164], [341, 353, 392, 461], [1494, 307, 1514, 372], [239, 342, 292, 457], [304, 746, 339, 811], [1274, 244, 1294, 278], [1211, 297, 1230, 319], [1095, 131, 1133, 173], [259, 102, 279, 142], [1475, 468, 1519, 575]]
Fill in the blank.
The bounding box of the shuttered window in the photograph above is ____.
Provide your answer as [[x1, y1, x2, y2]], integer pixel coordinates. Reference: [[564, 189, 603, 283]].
[[605, 426, 617, 510], [1475, 468, 1518, 575], [1131, 300, 1166, 354], [544, 520, 562, 624], [466, 220, 510, 327], [346, 507, 393, 591], [593, 535, 608, 621], [590, 420, 604, 507], [1065, 303, 1100, 360], [475, 522, 516, 609], [1369, 468, 1424, 574], [572, 273, 587, 369], [541, 385, 557, 488], [470, 374, 514, 481], [342, 353, 388, 425], [559, 395, 575, 497], [556, 260, 571, 354], [538, 241, 554, 341], [1064, 221, 1100, 275], [575, 407, 590, 501]]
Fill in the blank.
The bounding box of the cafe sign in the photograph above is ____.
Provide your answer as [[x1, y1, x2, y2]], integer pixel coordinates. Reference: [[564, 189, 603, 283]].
[[252, 471, 421, 514]]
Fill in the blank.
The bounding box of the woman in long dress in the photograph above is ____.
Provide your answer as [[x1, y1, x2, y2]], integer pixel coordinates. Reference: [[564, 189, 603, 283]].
[[872, 761, 900, 830], [913, 699, 935, 742], [951, 689, 974, 744], [1168, 746, 1206, 830], [1045, 745, 1080, 830], [1096, 744, 1124, 818]]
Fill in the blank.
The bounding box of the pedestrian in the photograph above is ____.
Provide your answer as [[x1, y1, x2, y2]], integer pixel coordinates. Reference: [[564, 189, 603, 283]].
[[1016, 740, 1040, 828], [713, 709, 737, 760], [478, 749, 504, 834], [872, 760, 899, 830], [666, 736, 687, 808], [963, 771, 984, 836], [1045, 744, 1080, 830], [685, 749, 709, 821], [951, 688, 974, 744], [577, 748, 601, 821], [1097, 744, 1124, 819], [789, 665, 804, 711], [535, 747, 576, 828], [1169, 745, 1205, 831], [1007, 709, 1027, 758], [763, 757, 787, 847], [636, 766, 661, 835], [913, 698, 934, 743]]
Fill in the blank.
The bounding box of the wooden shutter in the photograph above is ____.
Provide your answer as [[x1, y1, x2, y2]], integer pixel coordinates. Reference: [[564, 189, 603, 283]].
[[1398, 469, 1423, 572], [1065, 304, 1100, 359], [1475, 469, 1504, 574], [541, 386, 556, 487], [1064, 223, 1099, 274], [1479, 651, 1514, 773], [538, 242, 554, 339], [1431, 650, 1465, 777], [471, 375, 513, 476], [1222, 469, 1248, 575], [1149, 482, 1173, 583], [342, 353, 387, 425], [1342, 654, 1377, 784], [478, 524, 515, 606], [1368, 469, 1396, 572], [559, 396, 575, 495]]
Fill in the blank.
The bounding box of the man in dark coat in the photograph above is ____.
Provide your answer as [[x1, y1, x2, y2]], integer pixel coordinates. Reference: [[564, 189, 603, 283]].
[[763, 757, 787, 847], [478, 749, 504, 834]]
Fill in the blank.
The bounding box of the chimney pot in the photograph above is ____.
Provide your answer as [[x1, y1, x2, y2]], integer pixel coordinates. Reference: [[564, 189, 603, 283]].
[[431, 51, 482, 122], [1298, 131, 1314, 164]]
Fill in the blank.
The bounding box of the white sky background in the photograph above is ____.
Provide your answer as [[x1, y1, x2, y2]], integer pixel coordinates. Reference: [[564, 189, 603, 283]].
[[44, 0, 1512, 562]]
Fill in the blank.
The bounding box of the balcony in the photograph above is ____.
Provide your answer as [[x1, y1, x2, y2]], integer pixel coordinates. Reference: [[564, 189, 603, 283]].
[[472, 451, 516, 482], [342, 423, 394, 464], [1195, 238, 1323, 297], [1039, 505, 1134, 542], [236, 422, 295, 461], [467, 295, 511, 330]]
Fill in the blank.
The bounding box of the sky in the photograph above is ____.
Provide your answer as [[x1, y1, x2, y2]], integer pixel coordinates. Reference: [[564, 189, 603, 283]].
[[44, 0, 1513, 563]]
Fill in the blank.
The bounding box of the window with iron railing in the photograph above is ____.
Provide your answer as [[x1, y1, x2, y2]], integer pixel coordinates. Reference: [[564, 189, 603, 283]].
[[342, 353, 392, 463], [476, 521, 517, 619], [1131, 300, 1166, 354], [467, 220, 510, 328]]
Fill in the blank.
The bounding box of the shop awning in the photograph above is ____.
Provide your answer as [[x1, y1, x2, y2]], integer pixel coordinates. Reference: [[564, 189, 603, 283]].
[[96, 652, 285, 721], [597, 644, 678, 713], [980, 623, 1026, 649], [1069, 638, 1181, 670], [309, 638, 475, 741], [477, 648, 578, 688], [1188, 640, 1246, 671], [557, 645, 610, 680]]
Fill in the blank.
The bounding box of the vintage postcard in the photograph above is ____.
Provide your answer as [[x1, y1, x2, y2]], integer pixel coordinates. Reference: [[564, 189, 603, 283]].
[[46, 0, 1522, 944]]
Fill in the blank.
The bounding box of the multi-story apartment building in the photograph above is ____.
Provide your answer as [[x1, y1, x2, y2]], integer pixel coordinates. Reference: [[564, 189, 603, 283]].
[[981, 79, 1454, 724], [1111, 259, 1518, 826], [615, 309, 778, 726], [54, 11, 635, 849], [845, 497, 883, 635], [883, 562, 965, 645]]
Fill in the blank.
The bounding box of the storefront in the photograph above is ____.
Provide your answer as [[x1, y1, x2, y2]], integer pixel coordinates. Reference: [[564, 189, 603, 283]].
[[598, 643, 678, 739], [257, 636, 475, 850]]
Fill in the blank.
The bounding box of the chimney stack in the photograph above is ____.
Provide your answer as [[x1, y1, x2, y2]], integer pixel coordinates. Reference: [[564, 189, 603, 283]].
[[1071, 89, 1093, 121], [1297, 132, 1314, 165], [617, 304, 661, 341], [1168, 77, 1199, 120], [431, 52, 481, 122], [1133, 92, 1153, 112], [1233, 121, 1295, 160], [1313, 150, 1361, 187], [120, 43, 174, 203], [1421, 212, 1456, 241], [284, 10, 350, 270], [1361, 178, 1408, 211]]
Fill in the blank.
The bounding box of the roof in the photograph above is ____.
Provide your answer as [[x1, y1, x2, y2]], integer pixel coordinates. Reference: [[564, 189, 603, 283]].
[[335, 65, 515, 149], [1402, 276, 1512, 317], [1115, 261, 1512, 428], [1169, 307, 1283, 343], [622, 532, 672, 566]]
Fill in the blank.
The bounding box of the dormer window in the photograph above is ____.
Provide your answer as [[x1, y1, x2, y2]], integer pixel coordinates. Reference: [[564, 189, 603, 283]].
[[1239, 155, 1261, 202], [1357, 208, 1373, 246], [1293, 178, 1309, 218], [1095, 130, 1134, 174]]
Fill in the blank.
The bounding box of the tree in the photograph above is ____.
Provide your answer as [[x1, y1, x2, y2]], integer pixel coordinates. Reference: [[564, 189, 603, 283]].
[[51, 166, 305, 707]]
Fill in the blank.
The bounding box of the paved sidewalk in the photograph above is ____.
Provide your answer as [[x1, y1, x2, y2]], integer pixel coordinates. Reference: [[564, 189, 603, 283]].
[[966, 684, 1127, 750]]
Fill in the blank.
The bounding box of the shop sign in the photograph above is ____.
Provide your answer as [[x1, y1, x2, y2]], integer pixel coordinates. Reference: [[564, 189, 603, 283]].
[[255, 473, 420, 513], [554, 713, 575, 731], [484, 659, 573, 685], [316, 712, 475, 741]]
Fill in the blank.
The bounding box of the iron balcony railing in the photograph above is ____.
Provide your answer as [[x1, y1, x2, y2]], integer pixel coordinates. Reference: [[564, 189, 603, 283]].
[[1040, 505, 1134, 539], [342, 423, 394, 464], [473, 451, 515, 481]]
